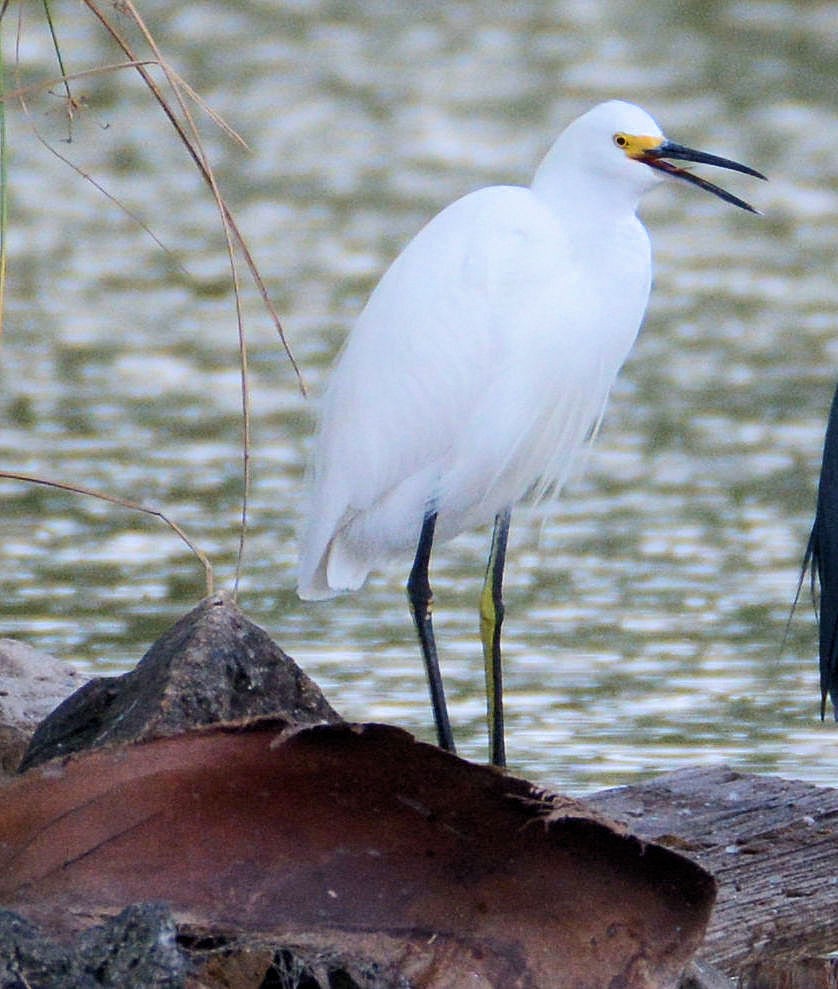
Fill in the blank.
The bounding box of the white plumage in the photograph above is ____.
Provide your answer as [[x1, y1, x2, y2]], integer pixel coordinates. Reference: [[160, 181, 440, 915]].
[[299, 101, 659, 598], [296, 99, 762, 764]]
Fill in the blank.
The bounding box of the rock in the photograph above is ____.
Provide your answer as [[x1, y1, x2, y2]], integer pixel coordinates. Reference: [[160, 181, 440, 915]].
[[0, 909, 79, 987], [0, 905, 385, 988], [0, 725, 29, 777], [20, 592, 341, 772], [0, 903, 187, 988], [0, 639, 87, 775]]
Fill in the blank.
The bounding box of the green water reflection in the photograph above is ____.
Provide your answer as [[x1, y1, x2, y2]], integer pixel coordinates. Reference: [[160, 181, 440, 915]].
[[1, 0, 836, 792]]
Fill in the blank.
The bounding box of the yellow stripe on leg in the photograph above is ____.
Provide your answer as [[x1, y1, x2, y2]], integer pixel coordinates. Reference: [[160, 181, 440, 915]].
[[480, 509, 510, 767]]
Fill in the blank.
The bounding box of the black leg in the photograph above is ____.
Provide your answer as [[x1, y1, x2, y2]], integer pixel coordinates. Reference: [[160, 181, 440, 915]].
[[480, 508, 511, 767], [407, 511, 456, 753]]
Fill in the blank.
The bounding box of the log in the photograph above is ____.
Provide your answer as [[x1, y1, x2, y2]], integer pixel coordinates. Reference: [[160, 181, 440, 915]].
[[587, 766, 838, 988]]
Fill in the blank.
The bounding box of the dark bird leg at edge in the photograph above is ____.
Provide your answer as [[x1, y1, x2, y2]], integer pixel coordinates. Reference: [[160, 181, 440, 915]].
[[408, 510, 456, 752], [804, 382, 838, 720]]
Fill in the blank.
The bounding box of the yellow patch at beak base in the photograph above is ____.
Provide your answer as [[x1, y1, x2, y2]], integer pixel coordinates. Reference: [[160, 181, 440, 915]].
[[613, 132, 664, 160]]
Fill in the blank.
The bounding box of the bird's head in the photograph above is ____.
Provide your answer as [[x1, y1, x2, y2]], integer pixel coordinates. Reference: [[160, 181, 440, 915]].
[[539, 100, 766, 214]]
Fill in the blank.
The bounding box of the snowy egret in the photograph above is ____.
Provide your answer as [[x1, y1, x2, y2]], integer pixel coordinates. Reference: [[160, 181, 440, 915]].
[[298, 100, 764, 766]]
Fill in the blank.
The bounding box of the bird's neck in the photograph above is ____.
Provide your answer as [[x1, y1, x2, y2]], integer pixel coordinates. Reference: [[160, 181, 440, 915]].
[[530, 158, 648, 271], [529, 152, 653, 324], [530, 145, 643, 240]]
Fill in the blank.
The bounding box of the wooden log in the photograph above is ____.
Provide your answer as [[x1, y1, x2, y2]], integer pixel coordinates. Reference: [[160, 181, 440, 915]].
[[587, 766, 838, 988]]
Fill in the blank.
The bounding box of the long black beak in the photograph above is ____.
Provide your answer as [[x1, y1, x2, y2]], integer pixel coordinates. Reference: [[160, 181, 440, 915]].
[[642, 140, 767, 214]]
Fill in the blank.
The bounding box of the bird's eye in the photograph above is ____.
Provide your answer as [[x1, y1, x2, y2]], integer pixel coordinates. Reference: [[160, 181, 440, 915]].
[[613, 133, 629, 148]]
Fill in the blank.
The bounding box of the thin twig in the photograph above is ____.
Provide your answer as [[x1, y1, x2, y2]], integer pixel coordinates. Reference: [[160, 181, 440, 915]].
[[78, 0, 306, 595], [115, 0, 254, 594], [0, 60, 249, 152], [79, 0, 305, 392], [1, 58, 163, 101], [13, 82, 188, 274], [0, 471, 214, 595], [41, 0, 75, 141], [4, 3, 301, 598], [0, 3, 10, 337]]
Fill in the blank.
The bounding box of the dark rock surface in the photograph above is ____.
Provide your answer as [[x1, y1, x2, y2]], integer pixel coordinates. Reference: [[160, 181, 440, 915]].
[[0, 903, 393, 989], [0, 903, 187, 988], [20, 591, 341, 771]]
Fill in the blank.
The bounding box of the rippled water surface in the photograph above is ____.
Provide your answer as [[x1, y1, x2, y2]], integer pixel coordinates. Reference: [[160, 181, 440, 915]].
[[2, 0, 837, 792]]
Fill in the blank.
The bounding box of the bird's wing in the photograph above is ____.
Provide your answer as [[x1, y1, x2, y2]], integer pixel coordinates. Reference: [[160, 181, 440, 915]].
[[297, 185, 608, 596], [435, 205, 649, 535], [297, 190, 501, 595]]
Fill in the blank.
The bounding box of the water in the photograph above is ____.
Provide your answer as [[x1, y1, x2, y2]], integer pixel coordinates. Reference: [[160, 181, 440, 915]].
[[1, 0, 837, 793]]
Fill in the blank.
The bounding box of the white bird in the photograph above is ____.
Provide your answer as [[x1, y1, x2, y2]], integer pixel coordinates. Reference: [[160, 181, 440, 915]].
[[298, 100, 764, 767]]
